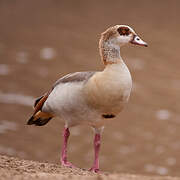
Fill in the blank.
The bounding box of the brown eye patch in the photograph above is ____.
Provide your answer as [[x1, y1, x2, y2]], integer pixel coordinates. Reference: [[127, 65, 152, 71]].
[[117, 27, 130, 36]]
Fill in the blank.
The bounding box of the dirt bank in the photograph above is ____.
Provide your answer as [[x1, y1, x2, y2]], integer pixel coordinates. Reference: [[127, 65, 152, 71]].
[[0, 155, 179, 180]]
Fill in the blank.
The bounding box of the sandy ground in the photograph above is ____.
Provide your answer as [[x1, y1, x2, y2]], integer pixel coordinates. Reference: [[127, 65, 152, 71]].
[[0, 0, 180, 178], [1, 155, 180, 180]]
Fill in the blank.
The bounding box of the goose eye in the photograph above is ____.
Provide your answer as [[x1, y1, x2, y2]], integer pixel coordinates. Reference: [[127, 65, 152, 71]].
[[117, 27, 130, 36]]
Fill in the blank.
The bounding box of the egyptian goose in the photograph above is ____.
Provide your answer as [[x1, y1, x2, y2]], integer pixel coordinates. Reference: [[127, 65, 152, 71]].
[[27, 25, 147, 172]]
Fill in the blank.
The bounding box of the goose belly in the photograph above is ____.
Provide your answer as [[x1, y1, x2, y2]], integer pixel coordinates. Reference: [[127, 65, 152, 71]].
[[43, 82, 103, 126]]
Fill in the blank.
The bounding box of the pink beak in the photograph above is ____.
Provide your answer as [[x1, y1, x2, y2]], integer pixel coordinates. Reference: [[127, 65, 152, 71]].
[[131, 35, 148, 47]]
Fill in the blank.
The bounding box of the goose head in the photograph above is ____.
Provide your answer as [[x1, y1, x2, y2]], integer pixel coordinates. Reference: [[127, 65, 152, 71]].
[[101, 25, 147, 48], [99, 25, 148, 64]]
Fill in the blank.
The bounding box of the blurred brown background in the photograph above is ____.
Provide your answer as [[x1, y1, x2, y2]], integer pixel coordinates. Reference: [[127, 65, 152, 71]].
[[0, 0, 180, 177]]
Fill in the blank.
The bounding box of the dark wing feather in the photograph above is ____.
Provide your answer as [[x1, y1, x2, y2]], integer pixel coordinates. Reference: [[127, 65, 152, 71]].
[[33, 92, 50, 114], [34, 95, 44, 107]]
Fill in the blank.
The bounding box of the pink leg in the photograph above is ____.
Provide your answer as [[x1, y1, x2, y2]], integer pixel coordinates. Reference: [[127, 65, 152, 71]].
[[61, 127, 75, 168], [89, 133, 101, 173]]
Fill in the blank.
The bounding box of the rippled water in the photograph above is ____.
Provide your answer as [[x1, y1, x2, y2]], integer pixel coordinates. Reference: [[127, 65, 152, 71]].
[[0, 91, 35, 106], [0, 64, 10, 75], [40, 48, 56, 60], [156, 110, 171, 120], [0, 120, 18, 134], [16, 51, 29, 64]]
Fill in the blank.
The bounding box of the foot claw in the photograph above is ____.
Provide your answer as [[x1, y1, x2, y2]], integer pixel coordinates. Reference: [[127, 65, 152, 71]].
[[89, 167, 100, 173], [61, 161, 76, 168]]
